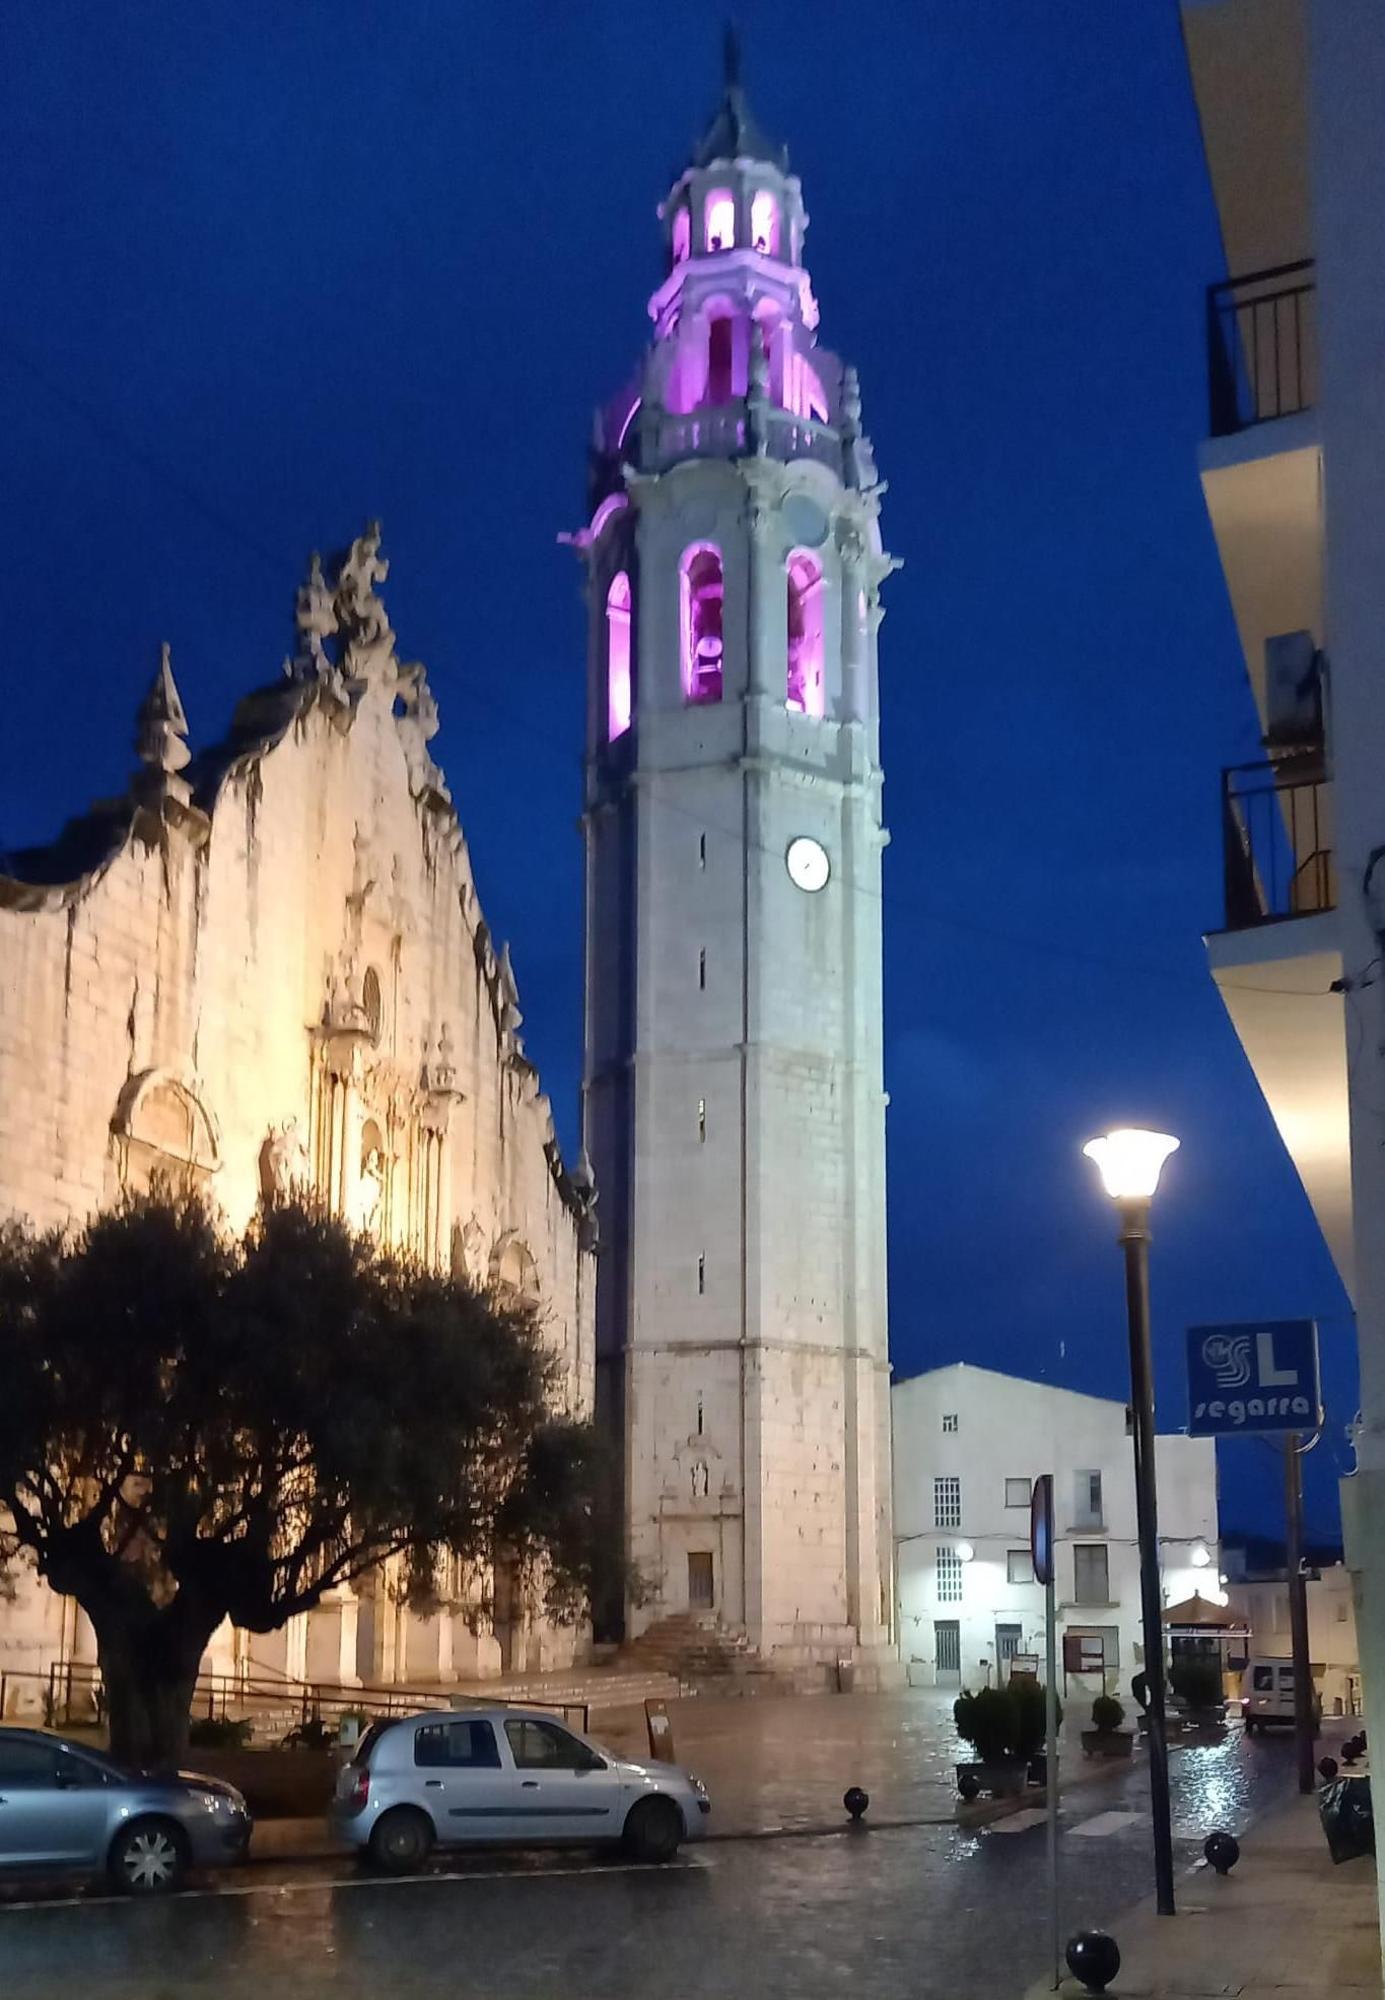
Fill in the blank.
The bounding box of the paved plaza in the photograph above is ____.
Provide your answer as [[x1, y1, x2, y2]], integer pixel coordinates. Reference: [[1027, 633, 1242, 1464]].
[[0, 1693, 1324, 1999]]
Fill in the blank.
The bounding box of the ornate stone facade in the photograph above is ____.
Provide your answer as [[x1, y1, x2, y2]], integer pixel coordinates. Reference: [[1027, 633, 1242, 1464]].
[[0, 526, 596, 1710]]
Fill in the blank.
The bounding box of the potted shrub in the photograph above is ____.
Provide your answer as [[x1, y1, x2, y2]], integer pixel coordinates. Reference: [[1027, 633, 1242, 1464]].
[[954, 1687, 1028, 1798], [1012, 1678, 1062, 1785], [1171, 1656, 1226, 1731], [1081, 1694, 1134, 1758]]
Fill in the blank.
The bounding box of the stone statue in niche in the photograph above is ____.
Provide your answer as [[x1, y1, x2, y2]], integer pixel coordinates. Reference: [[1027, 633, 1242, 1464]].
[[260, 1118, 311, 1202], [690, 1460, 710, 1500], [358, 1146, 386, 1233]]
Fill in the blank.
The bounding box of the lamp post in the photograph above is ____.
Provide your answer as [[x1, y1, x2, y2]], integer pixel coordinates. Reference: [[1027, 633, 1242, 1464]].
[[1083, 1127, 1180, 1919]]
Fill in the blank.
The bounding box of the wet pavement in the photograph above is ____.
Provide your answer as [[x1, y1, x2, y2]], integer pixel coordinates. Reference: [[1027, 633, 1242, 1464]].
[[0, 1699, 1303, 2000]]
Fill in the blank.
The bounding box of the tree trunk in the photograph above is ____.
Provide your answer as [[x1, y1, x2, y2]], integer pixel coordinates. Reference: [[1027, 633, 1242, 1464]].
[[95, 1617, 208, 1774]]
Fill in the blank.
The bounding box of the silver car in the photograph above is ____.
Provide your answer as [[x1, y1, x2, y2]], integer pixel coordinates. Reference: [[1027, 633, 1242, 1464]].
[[329, 1708, 710, 1870], [0, 1727, 252, 1894]]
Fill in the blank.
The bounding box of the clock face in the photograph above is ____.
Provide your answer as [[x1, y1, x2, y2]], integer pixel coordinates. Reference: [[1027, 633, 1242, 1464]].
[[785, 836, 830, 893]]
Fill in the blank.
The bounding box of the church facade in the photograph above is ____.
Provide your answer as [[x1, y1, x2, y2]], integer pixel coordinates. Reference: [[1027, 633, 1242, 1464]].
[[0, 527, 596, 1711], [578, 62, 898, 1679]]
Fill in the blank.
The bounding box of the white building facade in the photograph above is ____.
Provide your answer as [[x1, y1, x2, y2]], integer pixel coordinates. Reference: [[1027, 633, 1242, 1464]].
[[578, 57, 897, 1679], [1181, 1, 1385, 1954], [894, 1366, 1219, 1697]]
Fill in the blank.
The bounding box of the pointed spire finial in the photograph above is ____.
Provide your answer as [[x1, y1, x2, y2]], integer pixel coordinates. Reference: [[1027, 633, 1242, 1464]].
[[135, 642, 191, 776], [723, 19, 742, 94]]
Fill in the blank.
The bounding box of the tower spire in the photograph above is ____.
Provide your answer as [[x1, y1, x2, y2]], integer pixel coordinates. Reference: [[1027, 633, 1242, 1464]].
[[722, 19, 741, 94]]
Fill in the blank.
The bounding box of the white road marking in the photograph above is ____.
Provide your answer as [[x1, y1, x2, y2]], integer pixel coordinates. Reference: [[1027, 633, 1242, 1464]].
[[990, 1808, 1049, 1834], [1068, 1810, 1142, 1838], [0, 1855, 713, 1916]]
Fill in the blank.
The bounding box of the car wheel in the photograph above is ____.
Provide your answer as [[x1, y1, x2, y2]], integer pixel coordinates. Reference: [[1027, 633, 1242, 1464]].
[[368, 1808, 434, 1875], [623, 1796, 684, 1864], [109, 1819, 189, 1896]]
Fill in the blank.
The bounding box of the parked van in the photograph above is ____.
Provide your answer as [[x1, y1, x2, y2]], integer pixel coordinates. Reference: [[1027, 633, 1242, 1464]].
[[1240, 1658, 1322, 1733]]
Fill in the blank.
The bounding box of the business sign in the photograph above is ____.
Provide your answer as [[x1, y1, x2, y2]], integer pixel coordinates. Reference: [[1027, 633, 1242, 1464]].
[[1030, 1474, 1054, 1586], [1187, 1320, 1321, 1437]]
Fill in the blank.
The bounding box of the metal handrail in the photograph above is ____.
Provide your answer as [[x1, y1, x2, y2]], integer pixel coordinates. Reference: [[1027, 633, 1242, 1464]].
[[1221, 758, 1335, 928], [47, 1659, 590, 1736], [1207, 259, 1316, 436]]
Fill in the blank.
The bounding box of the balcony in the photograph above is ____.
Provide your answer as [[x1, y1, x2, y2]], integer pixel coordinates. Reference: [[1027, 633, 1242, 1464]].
[[1208, 261, 1317, 438], [1221, 757, 1335, 931], [633, 399, 842, 478]]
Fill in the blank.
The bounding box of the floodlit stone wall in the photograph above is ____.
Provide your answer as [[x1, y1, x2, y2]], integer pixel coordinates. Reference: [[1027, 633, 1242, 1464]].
[[0, 530, 595, 1713]]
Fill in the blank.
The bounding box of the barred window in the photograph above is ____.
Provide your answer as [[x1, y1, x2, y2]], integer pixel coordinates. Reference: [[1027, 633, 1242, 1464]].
[[934, 1475, 961, 1530], [941, 1413, 958, 1434], [936, 1548, 963, 1604], [1005, 1477, 1032, 1509]]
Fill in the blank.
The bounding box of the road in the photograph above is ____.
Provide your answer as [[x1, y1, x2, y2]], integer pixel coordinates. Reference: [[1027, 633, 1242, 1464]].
[[0, 1723, 1301, 1999]]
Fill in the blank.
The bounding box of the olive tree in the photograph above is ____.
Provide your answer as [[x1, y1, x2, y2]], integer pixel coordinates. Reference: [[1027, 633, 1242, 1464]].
[[0, 1190, 609, 1770]]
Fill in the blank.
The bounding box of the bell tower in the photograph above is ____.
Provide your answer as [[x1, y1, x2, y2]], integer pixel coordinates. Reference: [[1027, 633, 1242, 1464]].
[[578, 42, 897, 1678]]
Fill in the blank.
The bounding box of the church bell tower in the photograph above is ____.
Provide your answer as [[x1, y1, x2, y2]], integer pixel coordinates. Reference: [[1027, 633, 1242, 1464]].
[[578, 41, 897, 1676]]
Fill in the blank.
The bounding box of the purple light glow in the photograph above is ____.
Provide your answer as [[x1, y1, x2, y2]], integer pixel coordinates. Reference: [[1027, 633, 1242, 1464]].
[[590, 491, 629, 541], [606, 571, 632, 739], [750, 190, 780, 256], [672, 205, 691, 264], [705, 191, 735, 252], [680, 543, 724, 705], [786, 551, 825, 718]]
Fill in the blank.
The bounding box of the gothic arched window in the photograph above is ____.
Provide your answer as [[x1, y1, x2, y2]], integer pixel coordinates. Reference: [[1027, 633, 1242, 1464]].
[[362, 966, 383, 1042], [705, 189, 735, 252], [750, 190, 780, 256], [672, 205, 691, 265], [606, 571, 632, 740], [707, 314, 735, 405], [681, 545, 724, 706], [786, 553, 825, 718]]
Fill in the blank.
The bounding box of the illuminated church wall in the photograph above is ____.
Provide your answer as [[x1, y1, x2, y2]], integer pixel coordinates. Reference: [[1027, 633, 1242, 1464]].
[[0, 527, 595, 1707]]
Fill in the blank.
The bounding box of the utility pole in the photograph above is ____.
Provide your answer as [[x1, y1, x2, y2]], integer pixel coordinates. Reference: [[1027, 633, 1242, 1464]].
[[1285, 1435, 1317, 1795]]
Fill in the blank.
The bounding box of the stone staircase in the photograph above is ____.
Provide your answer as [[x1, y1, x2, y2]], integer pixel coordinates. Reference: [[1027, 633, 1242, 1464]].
[[621, 1614, 790, 1692]]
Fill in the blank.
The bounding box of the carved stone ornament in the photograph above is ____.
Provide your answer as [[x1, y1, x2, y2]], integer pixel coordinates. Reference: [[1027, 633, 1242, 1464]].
[[334, 521, 395, 679], [260, 1117, 311, 1201], [135, 644, 191, 777]]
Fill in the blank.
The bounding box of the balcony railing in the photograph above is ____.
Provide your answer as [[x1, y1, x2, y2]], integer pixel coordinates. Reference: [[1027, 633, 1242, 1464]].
[[1221, 758, 1335, 929], [635, 399, 842, 477], [1208, 260, 1317, 437]]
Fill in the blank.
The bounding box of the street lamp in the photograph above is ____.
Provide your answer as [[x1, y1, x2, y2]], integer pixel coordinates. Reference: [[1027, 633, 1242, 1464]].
[[1083, 1126, 1180, 1918]]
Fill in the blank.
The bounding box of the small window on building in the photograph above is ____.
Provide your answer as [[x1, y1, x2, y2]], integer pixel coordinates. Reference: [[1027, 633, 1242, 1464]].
[[1007, 1550, 1034, 1586], [750, 189, 780, 255], [606, 571, 632, 740], [1074, 1471, 1104, 1529], [697, 1253, 706, 1295], [936, 1548, 963, 1604], [698, 832, 707, 869], [697, 1097, 707, 1142], [705, 189, 735, 251], [941, 1413, 958, 1434], [786, 552, 825, 717], [672, 204, 691, 265], [698, 947, 707, 990], [934, 1475, 961, 1531], [1005, 1478, 1032, 1509], [1073, 1544, 1110, 1605], [680, 544, 724, 704]]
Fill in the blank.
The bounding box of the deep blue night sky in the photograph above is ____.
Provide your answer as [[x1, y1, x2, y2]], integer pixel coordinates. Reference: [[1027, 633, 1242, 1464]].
[[0, 2, 1355, 1540]]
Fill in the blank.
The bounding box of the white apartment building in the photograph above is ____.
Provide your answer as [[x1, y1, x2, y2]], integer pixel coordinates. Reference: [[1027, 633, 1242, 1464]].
[[1181, 1, 1385, 1954], [894, 1366, 1219, 1697]]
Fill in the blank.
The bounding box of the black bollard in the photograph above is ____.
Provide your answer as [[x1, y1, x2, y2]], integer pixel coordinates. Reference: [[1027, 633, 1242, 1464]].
[[1204, 1830, 1240, 1875], [956, 1770, 981, 1802], [1066, 1931, 1121, 1995], [843, 1786, 869, 1824], [1319, 1756, 1339, 1781]]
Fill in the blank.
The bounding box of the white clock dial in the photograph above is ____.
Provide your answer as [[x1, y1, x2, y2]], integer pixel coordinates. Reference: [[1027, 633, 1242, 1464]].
[[785, 836, 830, 893]]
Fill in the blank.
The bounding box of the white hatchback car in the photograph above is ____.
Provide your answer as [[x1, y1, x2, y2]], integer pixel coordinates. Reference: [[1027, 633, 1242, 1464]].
[[329, 1709, 710, 1870]]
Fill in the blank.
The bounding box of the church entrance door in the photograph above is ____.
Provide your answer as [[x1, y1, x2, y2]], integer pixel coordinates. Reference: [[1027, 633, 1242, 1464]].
[[687, 1552, 714, 1612]]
